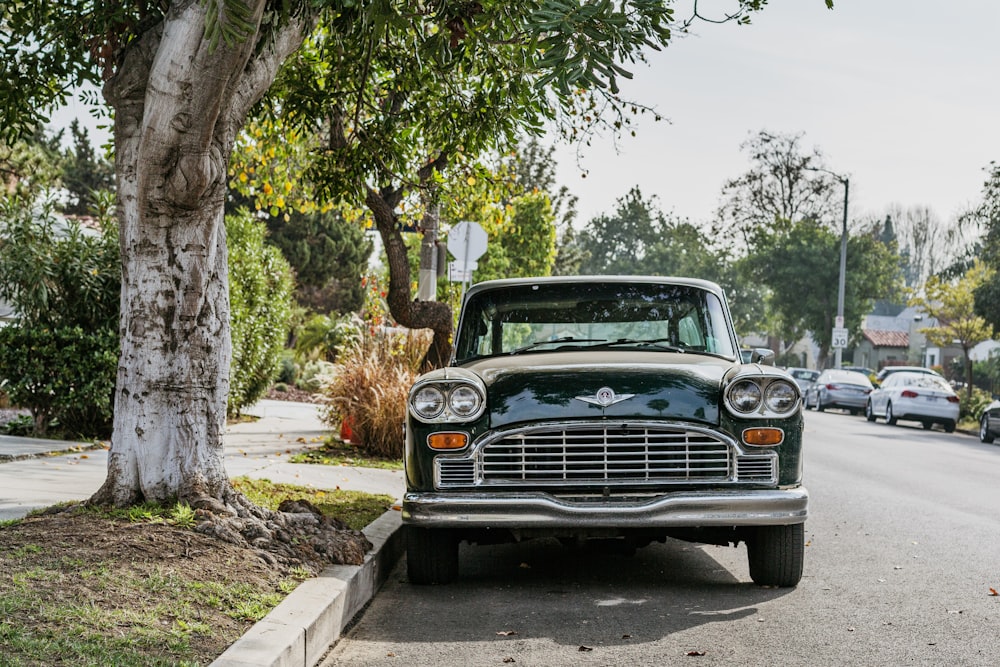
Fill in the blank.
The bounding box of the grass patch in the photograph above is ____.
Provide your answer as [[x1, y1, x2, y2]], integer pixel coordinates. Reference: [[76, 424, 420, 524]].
[[288, 435, 403, 470], [0, 479, 393, 666], [232, 476, 394, 530]]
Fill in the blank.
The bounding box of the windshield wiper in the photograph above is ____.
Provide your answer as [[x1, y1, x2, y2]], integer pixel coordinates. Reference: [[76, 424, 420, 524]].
[[598, 338, 686, 352], [509, 337, 607, 354]]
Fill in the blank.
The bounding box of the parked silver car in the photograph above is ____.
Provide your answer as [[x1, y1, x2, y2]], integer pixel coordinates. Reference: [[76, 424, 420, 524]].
[[865, 371, 960, 432], [785, 367, 820, 393], [804, 369, 873, 415]]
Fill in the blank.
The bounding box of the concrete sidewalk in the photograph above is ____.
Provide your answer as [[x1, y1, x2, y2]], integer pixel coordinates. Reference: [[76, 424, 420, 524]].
[[0, 400, 407, 667]]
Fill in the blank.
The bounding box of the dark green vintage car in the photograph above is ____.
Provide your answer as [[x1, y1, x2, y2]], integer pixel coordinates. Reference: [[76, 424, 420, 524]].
[[403, 276, 807, 587]]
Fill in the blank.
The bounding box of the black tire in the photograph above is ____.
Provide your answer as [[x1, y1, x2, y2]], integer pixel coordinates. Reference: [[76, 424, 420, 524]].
[[406, 527, 459, 585], [943, 420, 956, 434], [865, 400, 876, 422], [747, 523, 804, 587], [816, 395, 825, 412], [886, 402, 897, 426], [922, 421, 933, 430], [981, 416, 996, 444], [849, 409, 859, 416]]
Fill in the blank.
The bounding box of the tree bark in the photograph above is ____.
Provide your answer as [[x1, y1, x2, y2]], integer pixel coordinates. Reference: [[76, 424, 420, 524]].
[[92, 3, 312, 509], [366, 186, 453, 371]]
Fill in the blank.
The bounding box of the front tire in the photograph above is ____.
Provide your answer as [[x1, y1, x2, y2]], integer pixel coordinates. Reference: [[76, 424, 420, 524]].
[[980, 416, 995, 443], [747, 524, 804, 587], [886, 402, 897, 426], [406, 527, 459, 585]]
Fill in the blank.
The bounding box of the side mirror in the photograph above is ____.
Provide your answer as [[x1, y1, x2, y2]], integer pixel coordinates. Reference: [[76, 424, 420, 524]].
[[751, 348, 775, 365]]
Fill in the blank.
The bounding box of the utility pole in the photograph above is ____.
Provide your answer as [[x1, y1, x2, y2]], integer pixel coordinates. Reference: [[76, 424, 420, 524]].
[[417, 203, 439, 301]]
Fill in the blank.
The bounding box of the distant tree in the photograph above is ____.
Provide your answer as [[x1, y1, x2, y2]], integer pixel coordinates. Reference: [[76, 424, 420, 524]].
[[714, 130, 844, 251], [753, 219, 903, 368], [912, 260, 994, 398], [510, 140, 581, 276], [971, 163, 1000, 328], [59, 120, 114, 217], [577, 187, 665, 274], [877, 205, 969, 289], [264, 210, 372, 314]]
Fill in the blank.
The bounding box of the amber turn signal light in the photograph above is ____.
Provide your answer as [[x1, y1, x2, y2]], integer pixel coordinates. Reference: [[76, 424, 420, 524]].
[[427, 432, 468, 450], [742, 427, 784, 447]]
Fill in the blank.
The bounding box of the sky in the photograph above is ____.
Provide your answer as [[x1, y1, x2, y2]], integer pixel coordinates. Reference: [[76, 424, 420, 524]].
[[551, 0, 1000, 228], [53, 1, 999, 231]]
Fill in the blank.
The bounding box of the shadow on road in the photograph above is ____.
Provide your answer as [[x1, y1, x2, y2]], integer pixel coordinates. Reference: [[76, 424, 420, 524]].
[[363, 536, 794, 649]]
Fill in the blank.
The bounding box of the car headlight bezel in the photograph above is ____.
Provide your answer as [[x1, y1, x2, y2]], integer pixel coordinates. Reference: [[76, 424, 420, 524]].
[[408, 376, 487, 423], [725, 375, 800, 419]]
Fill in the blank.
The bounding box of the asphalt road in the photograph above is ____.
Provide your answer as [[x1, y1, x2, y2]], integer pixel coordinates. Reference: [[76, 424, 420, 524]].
[[322, 409, 1000, 667]]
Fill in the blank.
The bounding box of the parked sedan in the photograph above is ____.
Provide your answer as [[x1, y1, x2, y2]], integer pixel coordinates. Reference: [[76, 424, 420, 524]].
[[979, 400, 1000, 443], [865, 371, 960, 432], [804, 369, 873, 414], [786, 367, 820, 393]]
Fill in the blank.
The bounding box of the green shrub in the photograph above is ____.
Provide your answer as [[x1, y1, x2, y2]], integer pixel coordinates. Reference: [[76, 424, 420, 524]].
[[0, 200, 120, 332], [294, 313, 362, 363], [297, 359, 336, 392], [961, 386, 993, 422], [0, 326, 118, 438], [276, 349, 298, 385], [227, 210, 295, 417]]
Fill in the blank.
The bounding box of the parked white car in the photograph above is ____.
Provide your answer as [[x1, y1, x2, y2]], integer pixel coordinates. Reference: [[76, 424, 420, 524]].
[[865, 371, 960, 432]]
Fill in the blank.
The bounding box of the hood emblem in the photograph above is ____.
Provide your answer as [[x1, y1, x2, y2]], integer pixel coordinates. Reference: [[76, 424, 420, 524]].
[[575, 386, 635, 407]]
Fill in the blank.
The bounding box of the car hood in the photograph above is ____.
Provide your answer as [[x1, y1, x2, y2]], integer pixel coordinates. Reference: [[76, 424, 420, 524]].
[[460, 351, 735, 429]]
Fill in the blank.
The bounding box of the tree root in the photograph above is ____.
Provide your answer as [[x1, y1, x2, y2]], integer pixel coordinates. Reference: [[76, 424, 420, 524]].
[[190, 491, 373, 572]]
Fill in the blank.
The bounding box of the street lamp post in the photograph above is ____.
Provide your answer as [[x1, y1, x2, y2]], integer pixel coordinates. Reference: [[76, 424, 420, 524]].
[[806, 166, 850, 369], [834, 177, 848, 369]]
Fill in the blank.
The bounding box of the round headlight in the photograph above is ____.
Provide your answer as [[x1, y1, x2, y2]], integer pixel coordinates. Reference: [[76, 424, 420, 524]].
[[729, 380, 763, 413], [412, 386, 445, 419], [764, 381, 798, 413], [448, 384, 481, 417]]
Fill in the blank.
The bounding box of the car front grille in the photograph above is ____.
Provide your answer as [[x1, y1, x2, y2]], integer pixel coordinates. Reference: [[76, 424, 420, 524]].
[[434, 423, 776, 488]]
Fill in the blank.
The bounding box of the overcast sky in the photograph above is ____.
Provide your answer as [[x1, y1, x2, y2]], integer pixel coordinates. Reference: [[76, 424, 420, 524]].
[[551, 0, 1000, 228]]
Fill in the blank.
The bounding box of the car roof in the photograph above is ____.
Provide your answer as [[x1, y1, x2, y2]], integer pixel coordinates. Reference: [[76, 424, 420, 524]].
[[464, 275, 726, 300], [877, 366, 939, 377]]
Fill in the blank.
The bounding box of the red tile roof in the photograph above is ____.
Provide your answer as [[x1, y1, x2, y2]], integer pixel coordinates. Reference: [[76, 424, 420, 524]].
[[863, 329, 909, 348]]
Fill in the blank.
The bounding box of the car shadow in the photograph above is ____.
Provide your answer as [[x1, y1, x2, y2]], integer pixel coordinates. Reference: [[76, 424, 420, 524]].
[[369, 536, 795, 648]]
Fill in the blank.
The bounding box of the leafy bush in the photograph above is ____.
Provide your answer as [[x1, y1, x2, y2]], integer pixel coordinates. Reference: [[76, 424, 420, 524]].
[[0, 200, 120, 332], [294, 313, 362, 363], [297, 359, 336, 392], [0, 326, 118, 438], [227, 210, 294, 417], [321, 329, 431, 458], [961, 386, 993, 422], [0, 202, 120, 439], [276, 349, 298, 385]]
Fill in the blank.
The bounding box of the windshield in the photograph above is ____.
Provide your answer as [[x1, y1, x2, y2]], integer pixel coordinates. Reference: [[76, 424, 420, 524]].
[[453, 281, 738, 363]]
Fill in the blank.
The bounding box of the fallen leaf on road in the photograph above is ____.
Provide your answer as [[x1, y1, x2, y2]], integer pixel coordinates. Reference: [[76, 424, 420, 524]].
[[503, 658, 516, 664], [685, 650, 706, 656], [622, 634, 632, 639], [989, 588, 999, 596], [578, 646, 593, 652], [519, 562, 531, 569], [296, 437, 306, 443], [496, 631, 518, 637]]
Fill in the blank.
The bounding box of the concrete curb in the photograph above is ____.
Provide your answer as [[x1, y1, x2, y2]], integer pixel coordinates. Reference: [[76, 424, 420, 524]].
[[211, 508, 405, 667]]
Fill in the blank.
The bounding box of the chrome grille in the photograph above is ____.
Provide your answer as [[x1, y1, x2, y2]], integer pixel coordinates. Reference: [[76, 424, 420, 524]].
[[433, 423, 776, 488]]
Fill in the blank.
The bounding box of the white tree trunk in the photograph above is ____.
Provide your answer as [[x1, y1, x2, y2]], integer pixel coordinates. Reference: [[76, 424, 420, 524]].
[[93, 3, 311, 508]]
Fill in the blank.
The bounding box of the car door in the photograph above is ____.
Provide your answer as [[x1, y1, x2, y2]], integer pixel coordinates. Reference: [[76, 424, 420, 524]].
[[871, 374, 894, 416]]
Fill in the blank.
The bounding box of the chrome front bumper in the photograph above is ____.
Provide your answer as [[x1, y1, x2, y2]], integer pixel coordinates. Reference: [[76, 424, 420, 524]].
[[402, 487, 808, 528]]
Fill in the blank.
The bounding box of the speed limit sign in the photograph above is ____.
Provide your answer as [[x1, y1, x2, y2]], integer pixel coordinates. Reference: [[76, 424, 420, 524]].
[[831, 327, 849, 349]]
